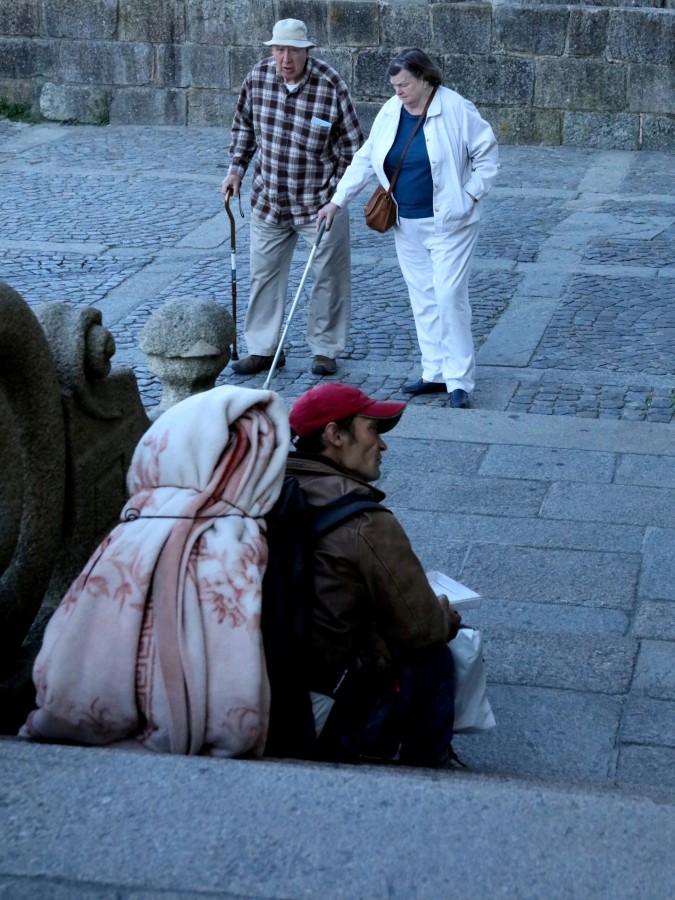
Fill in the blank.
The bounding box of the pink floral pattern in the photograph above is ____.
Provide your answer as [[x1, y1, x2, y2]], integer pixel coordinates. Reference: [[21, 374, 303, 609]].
[[20, 386, 290, 758]]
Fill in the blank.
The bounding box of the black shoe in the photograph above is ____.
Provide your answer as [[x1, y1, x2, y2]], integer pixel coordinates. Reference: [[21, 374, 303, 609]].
[[402, 379, 447, 397], [232, 352, 285, 375], [436, 745, 467, 769], [450, 389, 470, 409], [399, 744, 467, 770], [311, 355, 337, 376]]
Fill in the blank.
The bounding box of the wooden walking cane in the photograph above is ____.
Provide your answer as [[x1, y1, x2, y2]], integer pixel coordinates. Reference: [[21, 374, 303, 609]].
[[224, 187, 241, 360]]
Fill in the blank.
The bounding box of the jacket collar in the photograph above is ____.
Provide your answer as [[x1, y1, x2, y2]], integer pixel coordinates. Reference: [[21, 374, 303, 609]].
[[287, 452, 386, 501]]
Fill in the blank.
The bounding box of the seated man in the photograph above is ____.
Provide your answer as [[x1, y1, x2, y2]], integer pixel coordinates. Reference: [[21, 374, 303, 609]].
[[287, 383, 461, 767]]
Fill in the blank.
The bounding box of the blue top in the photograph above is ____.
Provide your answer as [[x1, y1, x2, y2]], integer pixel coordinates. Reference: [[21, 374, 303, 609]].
[[383, 108, 434, 219]]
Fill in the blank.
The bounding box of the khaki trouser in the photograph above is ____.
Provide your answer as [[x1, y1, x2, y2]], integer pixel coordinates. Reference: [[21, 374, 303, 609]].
[[244, 205, 352, 359]]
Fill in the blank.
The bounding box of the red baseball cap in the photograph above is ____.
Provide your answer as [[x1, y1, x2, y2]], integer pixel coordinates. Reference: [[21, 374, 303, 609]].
[[289, 384, 406, 438]]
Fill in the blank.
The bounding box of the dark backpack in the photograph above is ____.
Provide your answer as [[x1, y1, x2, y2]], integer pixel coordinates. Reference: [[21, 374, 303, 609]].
[[261, 474, 387, 759]]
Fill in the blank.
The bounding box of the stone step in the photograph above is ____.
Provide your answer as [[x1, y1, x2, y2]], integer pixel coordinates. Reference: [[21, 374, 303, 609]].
[[1, 738, 673, 898]]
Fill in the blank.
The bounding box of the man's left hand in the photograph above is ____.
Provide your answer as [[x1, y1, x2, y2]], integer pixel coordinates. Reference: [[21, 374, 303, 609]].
[[437, 594, 462, 641]]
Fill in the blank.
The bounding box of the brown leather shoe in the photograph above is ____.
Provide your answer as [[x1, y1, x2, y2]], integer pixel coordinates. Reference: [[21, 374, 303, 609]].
[[311, 355, 337, 376], [232, 352, 285, 375]]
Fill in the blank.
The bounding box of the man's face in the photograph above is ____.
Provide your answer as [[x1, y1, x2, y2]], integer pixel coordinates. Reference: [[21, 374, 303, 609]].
[[272, 46, 309, 84], [337, 416, 388, 482]]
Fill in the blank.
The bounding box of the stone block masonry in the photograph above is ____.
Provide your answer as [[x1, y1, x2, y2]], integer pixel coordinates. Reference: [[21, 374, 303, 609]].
[[0, 0, 673, 148]]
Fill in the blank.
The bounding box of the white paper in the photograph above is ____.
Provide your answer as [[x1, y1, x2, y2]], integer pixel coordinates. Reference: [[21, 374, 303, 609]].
[[311, 116, 332, 128], [426, 571, 482, 609]]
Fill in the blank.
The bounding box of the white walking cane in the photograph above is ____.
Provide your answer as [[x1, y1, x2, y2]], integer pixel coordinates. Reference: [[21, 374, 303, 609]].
[[263, 220, 327, 390]]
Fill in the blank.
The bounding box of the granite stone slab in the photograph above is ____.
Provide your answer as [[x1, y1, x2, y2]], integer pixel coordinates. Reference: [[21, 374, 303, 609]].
[[621, 696, 675, 747], [396, 508, 646, 556], [485, 629, 637, 693], [615, 454, 675, 488], [639, 528, 675, 602], [460, 545, 639, 611], [633, 600, 675, 641], [454, 683, 623, 785], [541, 482, 675, 528], [378, 472, 548, 517], [466, 599, 629, 636], [616, 745, 675, 794], [478, 444, 616, 482], [395, 408, 675, 457], [383, 437, 489, 476], [633, 639, 675, 700]]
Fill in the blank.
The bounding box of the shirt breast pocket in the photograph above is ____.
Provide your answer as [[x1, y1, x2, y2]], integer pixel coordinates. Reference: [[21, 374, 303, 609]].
[[297, 117, 333, 155]]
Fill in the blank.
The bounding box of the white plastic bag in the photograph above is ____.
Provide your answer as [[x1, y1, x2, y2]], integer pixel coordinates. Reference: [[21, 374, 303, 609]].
[[450, 626, 496, 733]]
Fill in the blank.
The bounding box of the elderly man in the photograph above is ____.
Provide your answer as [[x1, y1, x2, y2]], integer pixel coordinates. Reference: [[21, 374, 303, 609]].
[[222, 19, 363, 378], [285, 383, 462, 767]]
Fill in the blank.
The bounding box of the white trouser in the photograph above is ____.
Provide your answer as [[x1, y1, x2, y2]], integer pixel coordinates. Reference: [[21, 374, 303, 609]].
[[244, 205, 352, 358], [394, 217, 480, 393]]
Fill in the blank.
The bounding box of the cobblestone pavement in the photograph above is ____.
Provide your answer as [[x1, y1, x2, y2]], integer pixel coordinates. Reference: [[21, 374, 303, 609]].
[[1, 121, 674, 420]]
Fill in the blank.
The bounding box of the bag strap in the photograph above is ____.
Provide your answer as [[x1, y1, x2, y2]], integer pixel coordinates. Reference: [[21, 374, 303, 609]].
[[311, 491, 389, 537], [387, 86, 437, 196]]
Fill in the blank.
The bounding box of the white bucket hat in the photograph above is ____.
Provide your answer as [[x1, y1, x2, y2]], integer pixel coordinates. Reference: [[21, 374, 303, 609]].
[[264, 18, 315, 48]]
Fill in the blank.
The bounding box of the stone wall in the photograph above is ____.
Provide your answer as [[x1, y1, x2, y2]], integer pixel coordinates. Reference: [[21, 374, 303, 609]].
[[1, 0, 674, 149]]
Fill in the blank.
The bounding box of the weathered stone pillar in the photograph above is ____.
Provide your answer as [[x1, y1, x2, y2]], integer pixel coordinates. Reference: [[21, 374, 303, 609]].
[[140, 296, 235, 420]]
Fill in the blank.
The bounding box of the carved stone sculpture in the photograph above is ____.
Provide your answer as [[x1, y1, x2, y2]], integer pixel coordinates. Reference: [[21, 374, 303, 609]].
[[34, 302, 152, 601], [0, 284, 66, 663], [0, 285, 150, 733]]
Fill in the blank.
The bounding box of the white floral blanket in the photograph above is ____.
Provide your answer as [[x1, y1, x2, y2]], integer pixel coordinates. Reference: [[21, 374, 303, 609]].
[[20, 386, 290, 757]]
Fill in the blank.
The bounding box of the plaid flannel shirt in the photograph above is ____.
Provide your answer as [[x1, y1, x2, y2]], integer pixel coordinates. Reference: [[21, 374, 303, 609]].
[[228, 56, 363, 225]]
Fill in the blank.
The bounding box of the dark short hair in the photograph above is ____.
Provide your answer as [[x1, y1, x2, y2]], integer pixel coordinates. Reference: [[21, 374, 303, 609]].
[[293, 414, 357, 454], [387, 48, 443, 88]]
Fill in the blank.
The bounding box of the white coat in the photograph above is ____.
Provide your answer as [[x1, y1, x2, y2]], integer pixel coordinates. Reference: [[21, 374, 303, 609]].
[[331, 86, 499, 233]]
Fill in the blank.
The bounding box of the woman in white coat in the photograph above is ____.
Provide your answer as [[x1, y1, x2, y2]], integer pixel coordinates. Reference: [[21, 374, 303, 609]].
[[317, 49, 499, 408]]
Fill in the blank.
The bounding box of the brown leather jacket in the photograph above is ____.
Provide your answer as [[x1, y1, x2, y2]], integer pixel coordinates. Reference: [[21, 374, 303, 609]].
[[285, 453, 455, 695]]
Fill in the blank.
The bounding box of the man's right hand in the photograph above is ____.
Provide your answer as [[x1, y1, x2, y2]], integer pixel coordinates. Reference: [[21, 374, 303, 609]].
[[317, 202, 340, 232], [222, 174, 242, 196]]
